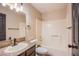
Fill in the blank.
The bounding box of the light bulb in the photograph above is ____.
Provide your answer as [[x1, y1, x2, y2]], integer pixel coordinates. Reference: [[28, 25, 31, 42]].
[[20, 6, 23, 12], [16, 7, 20, 12], [10, 6, 14, 10], [2, 3, 7, 7], [14, 3, 17, 8]]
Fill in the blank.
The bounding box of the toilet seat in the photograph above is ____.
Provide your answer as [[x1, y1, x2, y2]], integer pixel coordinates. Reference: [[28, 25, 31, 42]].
[[36, 47, 49, 56]]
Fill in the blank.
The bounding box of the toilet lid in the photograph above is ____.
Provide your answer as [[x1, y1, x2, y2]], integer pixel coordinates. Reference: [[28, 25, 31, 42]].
[[36, 47, 48, 54]]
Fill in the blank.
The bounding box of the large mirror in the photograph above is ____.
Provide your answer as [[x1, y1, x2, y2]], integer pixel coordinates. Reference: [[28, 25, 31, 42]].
[[0, 3, 26, 41]]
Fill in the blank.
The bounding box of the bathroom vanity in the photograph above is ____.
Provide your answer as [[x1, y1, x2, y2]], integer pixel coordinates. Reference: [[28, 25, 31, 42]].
[[0, 40, 36, 56]]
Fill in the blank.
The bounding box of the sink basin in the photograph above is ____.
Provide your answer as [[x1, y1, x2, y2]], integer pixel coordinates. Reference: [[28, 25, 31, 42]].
[[36, 47, 48, 54], [4, 42, 28, 53]]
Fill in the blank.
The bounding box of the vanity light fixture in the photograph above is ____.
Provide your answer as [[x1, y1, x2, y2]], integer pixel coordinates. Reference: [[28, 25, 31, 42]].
[[20, 3, 23, 12], [10, 5, 14, 10], [15, 3, 23, 12], [1, 3, 24, 12]]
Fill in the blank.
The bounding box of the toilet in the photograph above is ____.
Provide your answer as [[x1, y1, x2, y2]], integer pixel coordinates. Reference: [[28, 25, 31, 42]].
[[36, 47, 50, 56]]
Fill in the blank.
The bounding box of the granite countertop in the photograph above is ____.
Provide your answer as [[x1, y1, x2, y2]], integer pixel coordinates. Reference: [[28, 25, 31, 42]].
[[0, 40, 36, 56]]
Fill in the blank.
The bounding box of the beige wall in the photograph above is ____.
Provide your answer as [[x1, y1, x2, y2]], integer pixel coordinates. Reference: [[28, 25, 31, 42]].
[[23, 4, 42, 40], [66, 4, 72, 55], [36, 17, 42, 45], [0, 5, 26, 40]]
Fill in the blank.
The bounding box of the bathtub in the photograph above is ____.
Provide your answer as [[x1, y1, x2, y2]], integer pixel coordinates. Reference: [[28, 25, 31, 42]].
[[48, 48, 69, 56]]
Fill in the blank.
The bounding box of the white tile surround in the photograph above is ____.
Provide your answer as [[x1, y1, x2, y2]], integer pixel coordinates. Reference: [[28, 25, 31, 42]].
[[48, 49, 68, 56]]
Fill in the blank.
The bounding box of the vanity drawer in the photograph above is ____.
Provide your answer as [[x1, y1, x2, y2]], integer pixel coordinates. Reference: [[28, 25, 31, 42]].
[[30, 51, 36, 56]]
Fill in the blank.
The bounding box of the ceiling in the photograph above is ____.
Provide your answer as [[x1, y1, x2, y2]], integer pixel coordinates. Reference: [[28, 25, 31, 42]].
[[31, 3, 67, 14]]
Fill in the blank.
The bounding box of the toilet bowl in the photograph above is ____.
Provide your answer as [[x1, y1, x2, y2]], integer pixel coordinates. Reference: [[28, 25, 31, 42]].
[[36, 47, 48, 55]]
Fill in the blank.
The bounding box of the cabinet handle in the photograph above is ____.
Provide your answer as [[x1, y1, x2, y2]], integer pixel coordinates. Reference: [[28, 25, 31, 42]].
[[68, 44, 78, 49]]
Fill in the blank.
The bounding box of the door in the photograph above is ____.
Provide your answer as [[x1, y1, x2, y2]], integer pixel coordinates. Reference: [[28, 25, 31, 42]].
[[70, 3, 79, 56], [0, 13, 6, 41]]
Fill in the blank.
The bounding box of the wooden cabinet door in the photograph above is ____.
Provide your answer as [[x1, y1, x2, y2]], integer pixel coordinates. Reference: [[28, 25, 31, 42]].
[[26, 45, 36, 56]]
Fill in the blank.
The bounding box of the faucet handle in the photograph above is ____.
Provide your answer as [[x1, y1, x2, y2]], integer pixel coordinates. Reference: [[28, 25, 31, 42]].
[[9, 37, 11, 40]]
